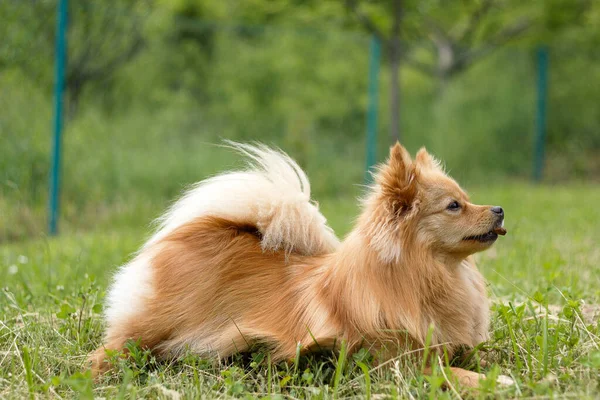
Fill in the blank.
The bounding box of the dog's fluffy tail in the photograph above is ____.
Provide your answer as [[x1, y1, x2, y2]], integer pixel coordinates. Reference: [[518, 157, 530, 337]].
[[146, 142, 339, 255]]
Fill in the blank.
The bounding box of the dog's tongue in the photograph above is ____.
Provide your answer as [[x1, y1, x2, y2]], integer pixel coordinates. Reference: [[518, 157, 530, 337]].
[[494, 227, 507, 236]]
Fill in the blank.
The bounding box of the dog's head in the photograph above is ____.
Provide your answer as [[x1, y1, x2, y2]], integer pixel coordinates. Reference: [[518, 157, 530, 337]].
[[363, 142, 505, 262]]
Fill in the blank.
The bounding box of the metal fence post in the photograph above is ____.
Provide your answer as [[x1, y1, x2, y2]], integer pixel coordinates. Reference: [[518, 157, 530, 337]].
[[49, 0, 68, 235], [365, 35, 381, 182], [533, 46, 548, 183]]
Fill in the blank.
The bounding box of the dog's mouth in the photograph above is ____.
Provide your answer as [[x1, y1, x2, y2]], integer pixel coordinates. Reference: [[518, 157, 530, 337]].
[[463, 225, 507, 243]]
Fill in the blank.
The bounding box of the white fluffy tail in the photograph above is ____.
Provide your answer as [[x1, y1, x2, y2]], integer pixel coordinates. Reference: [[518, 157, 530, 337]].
[[146, 142, 340, 255]]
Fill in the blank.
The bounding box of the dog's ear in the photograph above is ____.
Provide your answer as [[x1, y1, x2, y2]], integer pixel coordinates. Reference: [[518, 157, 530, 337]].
[[388, 142, 412, 177], [377, 142, 417, 215], [415, 147, 443, 171]]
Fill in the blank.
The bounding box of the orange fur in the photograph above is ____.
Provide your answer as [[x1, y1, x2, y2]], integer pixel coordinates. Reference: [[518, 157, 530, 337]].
[[91, 142, 507, 388]]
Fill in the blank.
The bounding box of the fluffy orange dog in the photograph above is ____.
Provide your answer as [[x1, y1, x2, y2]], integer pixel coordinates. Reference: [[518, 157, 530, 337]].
[[91, 142, 507, 386]]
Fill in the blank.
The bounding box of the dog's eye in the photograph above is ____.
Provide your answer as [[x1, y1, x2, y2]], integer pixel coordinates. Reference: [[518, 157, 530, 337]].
[[447, 201, 460, 211]]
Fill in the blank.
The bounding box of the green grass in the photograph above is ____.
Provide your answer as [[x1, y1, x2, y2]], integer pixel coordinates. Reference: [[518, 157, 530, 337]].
[[1, 184, 599, 398]]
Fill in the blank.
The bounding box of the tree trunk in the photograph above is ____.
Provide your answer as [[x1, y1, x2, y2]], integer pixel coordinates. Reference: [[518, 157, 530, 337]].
[[67, 78, 83, 120], [389, 0, 402, 143], [437, 70, 450, 97], [433, 38, 455, 97]]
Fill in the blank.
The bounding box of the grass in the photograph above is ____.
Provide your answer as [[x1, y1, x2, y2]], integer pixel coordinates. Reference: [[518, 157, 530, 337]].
[[1, 184, 600, 398]]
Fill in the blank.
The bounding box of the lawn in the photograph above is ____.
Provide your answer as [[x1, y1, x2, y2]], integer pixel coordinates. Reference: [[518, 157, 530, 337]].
[[1, 184, 599, 398]]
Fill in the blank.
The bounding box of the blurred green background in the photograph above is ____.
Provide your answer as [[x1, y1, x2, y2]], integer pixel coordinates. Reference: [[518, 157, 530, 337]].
[[1, 0, 599, 242]]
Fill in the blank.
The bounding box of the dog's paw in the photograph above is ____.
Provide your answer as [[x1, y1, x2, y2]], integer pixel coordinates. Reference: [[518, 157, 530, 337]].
[[496, 374, 515, 386]]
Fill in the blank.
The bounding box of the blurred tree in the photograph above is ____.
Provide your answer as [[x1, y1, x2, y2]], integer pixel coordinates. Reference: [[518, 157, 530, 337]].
[[65, 1, 150, 117], [343, 0, 596, 83], [0, 0, 150, 118], [345, 0, 403, 142], [343, 0, 535, 86], [340, 0, 598, 144]]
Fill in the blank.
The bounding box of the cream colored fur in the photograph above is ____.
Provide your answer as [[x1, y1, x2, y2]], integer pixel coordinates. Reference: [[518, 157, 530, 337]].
[[145, 142, 339, 255]]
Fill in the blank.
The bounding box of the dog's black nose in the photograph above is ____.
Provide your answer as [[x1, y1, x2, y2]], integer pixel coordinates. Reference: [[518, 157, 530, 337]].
[[491, 206, 504, 217]]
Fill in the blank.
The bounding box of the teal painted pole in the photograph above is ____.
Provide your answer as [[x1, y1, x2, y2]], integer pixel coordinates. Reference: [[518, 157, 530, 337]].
[[49, 0, 68, 235], [365, 36, 381, 182], [533, 46, 548, 182]]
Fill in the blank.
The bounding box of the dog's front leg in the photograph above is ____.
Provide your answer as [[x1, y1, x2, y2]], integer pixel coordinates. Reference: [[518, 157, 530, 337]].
[[423, 366, 514, 389]]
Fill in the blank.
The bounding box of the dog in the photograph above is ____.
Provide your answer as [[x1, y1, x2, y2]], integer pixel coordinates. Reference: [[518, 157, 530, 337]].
[[90, 142, 507, 387]]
